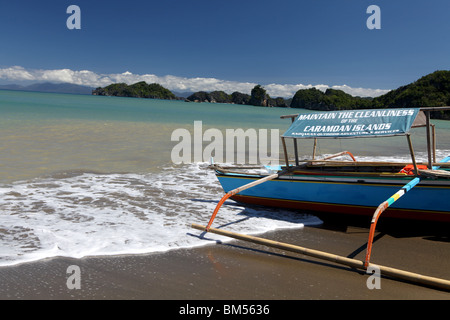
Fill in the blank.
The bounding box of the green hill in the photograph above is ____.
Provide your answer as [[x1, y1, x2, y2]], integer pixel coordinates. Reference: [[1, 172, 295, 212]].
[[290, 70, 450, 118], [290, 87, 370, 111], [92, 82, 177, 100], [186, 85, 289, 107], [372, 70, 450, 118]]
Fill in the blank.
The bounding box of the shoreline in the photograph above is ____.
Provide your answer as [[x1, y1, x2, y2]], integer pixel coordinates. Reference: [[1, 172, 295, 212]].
[[1, 216, 449, 300]]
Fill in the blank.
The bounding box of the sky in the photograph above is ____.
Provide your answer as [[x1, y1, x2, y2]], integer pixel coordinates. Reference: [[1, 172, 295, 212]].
[[0, 0, 449, 97]]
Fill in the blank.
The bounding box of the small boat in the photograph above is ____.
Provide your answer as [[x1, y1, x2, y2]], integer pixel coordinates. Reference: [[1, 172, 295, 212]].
[[210, 107, 450, 223], [194, 106, 450, 287]]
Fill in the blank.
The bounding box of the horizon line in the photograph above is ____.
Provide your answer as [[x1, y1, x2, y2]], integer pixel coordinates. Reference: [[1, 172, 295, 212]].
[[0, 66, 391, 98]]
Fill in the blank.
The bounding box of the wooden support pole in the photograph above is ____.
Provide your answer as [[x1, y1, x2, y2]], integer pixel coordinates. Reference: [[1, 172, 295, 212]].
[[312, 138, 317, 160], [281, 137, 289, 169], [288, 116, 300, 166], [406, 134, 418, 174], [432, 124, 436, 164], [293, 139, 299, 166], [425, 111, 433, 169], [191, 223, 450, 291]]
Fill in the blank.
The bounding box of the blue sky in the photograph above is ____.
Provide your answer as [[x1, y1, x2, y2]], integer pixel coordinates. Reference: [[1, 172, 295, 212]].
[[0, 0, 449, 97]]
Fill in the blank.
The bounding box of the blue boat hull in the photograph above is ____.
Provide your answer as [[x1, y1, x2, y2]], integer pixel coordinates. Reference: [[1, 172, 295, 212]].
[[216, 173, 450, 222]]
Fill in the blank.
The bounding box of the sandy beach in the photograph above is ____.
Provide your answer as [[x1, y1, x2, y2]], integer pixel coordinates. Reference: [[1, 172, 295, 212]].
[[0, 215, 449, 302], [2, 91, 449, 304]]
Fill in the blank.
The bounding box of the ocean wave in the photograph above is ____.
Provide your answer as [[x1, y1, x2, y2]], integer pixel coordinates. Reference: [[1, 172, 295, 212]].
[[3, 149, 448, 267], [0, 162, 320, 267]]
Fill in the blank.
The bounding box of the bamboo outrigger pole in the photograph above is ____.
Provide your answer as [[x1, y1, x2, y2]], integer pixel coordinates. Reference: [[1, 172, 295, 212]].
[[364, 155, 450, 267], [204, 170, 287, 231], [204, 149, 356, 231], [364, 177, 421, 268], [197, 107, 450, 290], [191, 223, 450, 291]]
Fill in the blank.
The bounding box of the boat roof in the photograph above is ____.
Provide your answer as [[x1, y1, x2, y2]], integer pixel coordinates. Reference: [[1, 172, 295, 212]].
[[282, 108, 423, 139]]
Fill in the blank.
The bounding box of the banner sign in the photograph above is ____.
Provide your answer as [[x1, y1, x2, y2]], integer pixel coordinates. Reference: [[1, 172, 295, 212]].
[[283, 108, 420, 139]]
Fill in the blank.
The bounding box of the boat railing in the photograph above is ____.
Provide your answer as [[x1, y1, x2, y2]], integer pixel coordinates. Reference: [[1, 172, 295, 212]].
[[319, 150, 356, 162]]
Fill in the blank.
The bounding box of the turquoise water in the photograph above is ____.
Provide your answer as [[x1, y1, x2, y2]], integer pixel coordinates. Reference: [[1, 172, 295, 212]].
[[0, 90, 323, 266], [0, 89, 448, 266], [0, 90, 297, 182], [2, 89, 449, 183], [0, 89, 293, 127]]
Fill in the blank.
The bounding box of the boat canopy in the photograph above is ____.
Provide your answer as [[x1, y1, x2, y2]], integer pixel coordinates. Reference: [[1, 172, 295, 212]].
[[283, 108, 423, 139]]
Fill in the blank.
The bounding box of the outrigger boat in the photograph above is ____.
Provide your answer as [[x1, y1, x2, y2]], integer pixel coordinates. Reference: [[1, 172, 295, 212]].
[[192, 107, 450, 290], [211, 107, 450, 223]]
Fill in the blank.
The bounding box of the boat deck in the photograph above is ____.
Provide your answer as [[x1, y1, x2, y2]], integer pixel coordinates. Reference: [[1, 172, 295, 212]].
[[211, 160, 450, 180]]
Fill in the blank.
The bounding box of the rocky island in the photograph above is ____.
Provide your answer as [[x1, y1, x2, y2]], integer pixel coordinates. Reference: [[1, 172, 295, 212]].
[[92, 70, 450, 119], [92, 81, 178, 100], [185, 85, 289, 107]]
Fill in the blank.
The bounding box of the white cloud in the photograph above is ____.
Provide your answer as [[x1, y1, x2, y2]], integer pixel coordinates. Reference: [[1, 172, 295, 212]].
[[0, 66, 390, 97], [0, 66, 35, 81]]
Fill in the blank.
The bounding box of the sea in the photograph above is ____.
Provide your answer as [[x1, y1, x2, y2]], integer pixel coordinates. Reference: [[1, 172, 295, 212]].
[[1, 89, 449, 267]]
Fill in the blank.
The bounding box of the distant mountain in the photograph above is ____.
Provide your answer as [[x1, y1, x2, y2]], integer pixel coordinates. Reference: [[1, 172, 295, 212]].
[[0, 84, 25, 91], [0, 82, 94, 95], [172, 91, 195, 98]]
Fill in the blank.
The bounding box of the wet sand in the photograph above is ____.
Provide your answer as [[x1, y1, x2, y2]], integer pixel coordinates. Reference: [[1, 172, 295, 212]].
[[0, 216, 449, 301]]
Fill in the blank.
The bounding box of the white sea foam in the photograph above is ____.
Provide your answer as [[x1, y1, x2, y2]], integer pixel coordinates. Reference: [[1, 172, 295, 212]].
[[2, 149, 449, 267], [0, 162, 321, 267]]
